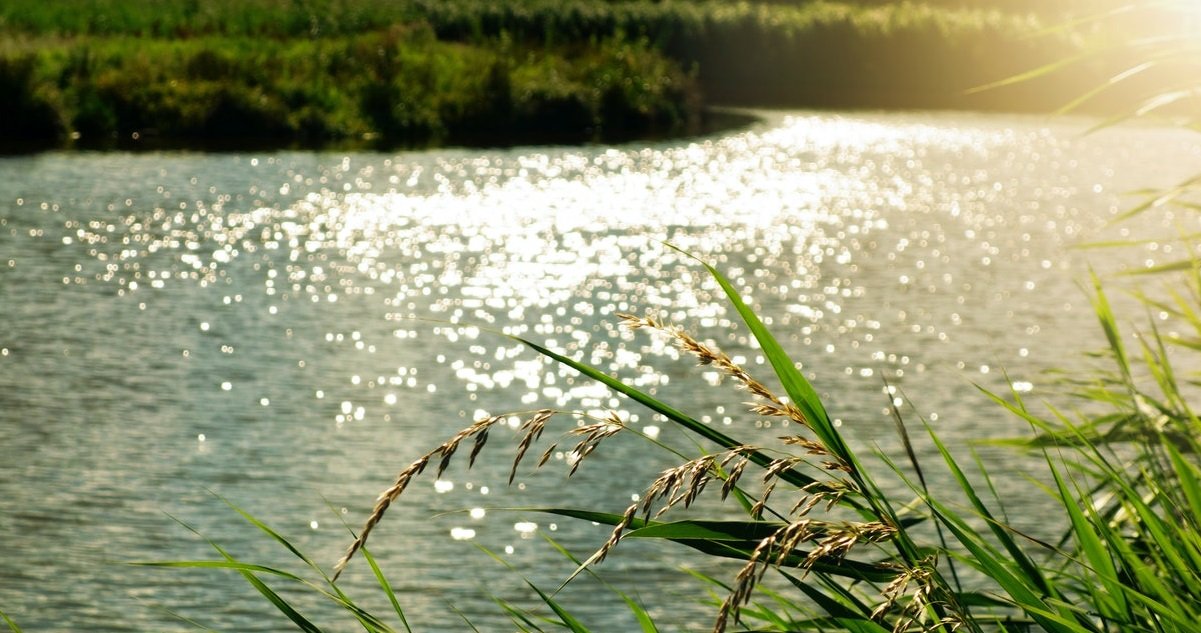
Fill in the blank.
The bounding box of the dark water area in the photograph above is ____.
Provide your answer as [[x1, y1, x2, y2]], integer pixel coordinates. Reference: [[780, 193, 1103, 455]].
[[0, 109, 760, 158], [0, 110, 1198, 631]]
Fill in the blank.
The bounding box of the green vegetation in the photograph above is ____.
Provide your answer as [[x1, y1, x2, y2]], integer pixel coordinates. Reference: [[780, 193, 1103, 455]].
[[0, 31, 699, 150], [0, 0, 1132, 150]]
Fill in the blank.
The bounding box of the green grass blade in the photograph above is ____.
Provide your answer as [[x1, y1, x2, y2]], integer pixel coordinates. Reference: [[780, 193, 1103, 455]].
[[1047, 462, 1126, 619], [1168, 443, 1201, 526], [476, 544, 589, 632], [214, 491, 325, 575], [625, 520, 787, 541], [155, 512, 393, 632], [1089, 270, 1133, 386], [929, 505, 1086, 633], [133, 559, 309, 579], [526, 583, 590, 633], [445, 601, 483, 633], [529, 507, 895, 581], [780, 571, 880, 626], [925, 423, 1056, 598], [0, 609, 22, 633], [1122, 259, 1198, 276], [965, 52, 1092, 94], [688, 253, 831, 436], [363, 546, 413, 633], [492, 597, 545, 632], [239, 570, 326, 633], [538, 534, 659, 633]]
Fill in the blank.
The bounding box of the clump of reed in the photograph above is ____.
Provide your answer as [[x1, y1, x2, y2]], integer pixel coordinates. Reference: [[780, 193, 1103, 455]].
[[123, 238, 1201, 632], [318, 250, 1201, 633], [118, 220, 1200, 632]]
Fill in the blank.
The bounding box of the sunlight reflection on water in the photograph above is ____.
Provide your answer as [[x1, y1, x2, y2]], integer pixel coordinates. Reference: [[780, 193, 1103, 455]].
[[0, 110, 1198, 631]]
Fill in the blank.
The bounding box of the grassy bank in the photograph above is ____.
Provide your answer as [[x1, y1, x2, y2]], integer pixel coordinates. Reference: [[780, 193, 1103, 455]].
[[0, 31, 700, 150], [0, 0, 1126, 150]]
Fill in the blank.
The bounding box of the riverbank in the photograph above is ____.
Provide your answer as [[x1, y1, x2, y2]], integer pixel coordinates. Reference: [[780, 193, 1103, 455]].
[[0, 1, 1127, 151]]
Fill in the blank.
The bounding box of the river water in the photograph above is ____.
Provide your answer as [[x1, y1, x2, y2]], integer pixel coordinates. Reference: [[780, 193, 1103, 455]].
[[0, 110, 1196, 631]]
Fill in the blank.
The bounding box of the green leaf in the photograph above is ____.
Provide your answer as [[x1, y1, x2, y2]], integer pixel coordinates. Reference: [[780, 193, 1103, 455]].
[[781, 571, 879, 625], [363, 546, 413, 633], [239, 570, 326, 633], [527, 583, 590, 633], [537, 533, 659, 633], [1168, 443, 1201, 527], [690, 254, 831, 437], [1048, 462, 1126, 619], [0, 609, 23, 633], [625, 520, 787, 541], [132, 559, 308, 579]]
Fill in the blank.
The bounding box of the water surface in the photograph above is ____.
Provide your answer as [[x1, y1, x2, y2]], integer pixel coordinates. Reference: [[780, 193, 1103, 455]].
[[0, 110, 1197, 631]]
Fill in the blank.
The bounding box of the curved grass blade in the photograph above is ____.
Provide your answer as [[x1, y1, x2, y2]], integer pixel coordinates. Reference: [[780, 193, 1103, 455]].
[[362, 546, 413, 633], [625, 520, 788, 541], [237, 570, 325, 633], [445, 601, 483, 633], [1121, 259, 1198, 276], [476, 544, 590, 632], [538, 534, 659, 633], [684, 253, 831, 435], [922, 422, 1058, 598], [150, 513, 393, 632], [328, 497, 413, 633], [1047, 462, 1127, 620], [135, 560, 329, 632], [780, 571, 881, 628], [0, 609, 22, 633]]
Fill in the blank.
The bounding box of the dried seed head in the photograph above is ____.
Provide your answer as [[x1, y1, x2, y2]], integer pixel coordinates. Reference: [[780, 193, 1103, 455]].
[[714, 519, 811, 632], [763, 456, 805, 482], [795, 479, 859, 516], [803, 521, 897, 569], [872, 563, 945, 633], [563, 412, 625, 476], [333, 453, 431, 581], [437, 415, 500, 477], [334, 413, 505, 580], [510, 409, 554, 485], [468, 428, 490, 468], [617, 313, 791, 412], [720, 455, 751, 501], [589, 502, 639, 566], [641, 454, 720, 519], [750, 481, 776, 520], [780, 435, 828, 455], [537, 443, 558, 468]]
